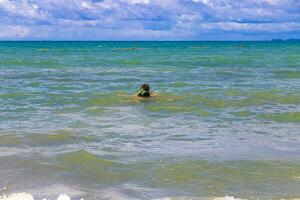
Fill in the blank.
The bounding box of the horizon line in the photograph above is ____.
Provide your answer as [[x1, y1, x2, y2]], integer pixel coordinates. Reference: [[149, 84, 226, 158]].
[[0, 39, 299, 42]]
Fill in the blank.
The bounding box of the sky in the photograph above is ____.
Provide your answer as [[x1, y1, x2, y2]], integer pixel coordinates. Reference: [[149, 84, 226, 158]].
[[0, 0, 300, 40]]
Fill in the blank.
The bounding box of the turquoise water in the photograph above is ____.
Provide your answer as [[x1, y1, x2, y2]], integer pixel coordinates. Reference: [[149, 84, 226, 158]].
[[0, 41, 300, 199]]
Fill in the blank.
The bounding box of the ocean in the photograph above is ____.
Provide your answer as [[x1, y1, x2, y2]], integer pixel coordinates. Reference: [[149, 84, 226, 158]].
[[0, 41, 300, 199]]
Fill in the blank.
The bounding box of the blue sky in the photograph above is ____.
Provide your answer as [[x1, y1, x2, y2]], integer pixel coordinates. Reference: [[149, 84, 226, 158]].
[[0, 0, 300, 40]]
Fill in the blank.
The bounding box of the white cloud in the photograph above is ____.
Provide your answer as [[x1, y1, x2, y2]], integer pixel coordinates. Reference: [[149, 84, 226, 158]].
[[125, 0, 150, 4], [0, 0, 299, 40], [196, 21, 300, 32], [0, 25, 30, 38], [0, 0, 47, 19]]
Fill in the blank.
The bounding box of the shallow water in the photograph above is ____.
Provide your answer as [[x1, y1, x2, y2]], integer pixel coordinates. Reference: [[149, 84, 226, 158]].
[[0, 41, 300, 199]]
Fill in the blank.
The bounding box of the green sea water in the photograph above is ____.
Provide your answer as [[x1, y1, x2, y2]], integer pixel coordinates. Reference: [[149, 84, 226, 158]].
[[0, 41, 300, 199]]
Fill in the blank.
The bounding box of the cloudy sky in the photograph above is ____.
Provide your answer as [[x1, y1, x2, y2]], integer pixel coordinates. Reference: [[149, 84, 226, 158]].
[[0, 0, 300, 40]]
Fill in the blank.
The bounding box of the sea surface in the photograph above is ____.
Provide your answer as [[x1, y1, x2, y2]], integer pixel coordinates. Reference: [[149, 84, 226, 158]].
[[0, 41, 300, 200]]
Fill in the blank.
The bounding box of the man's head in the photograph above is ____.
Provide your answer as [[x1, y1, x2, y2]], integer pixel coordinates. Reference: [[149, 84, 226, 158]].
[[141, 83, 150, 92]]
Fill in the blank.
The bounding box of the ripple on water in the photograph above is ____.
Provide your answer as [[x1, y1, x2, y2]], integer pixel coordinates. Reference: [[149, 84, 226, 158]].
[[59, 150, 121, 183], [231, 111, 254, 117], [259, 112, 300, 123], [274, 70, 300, 79], [1, 42, 300, 199], [0, 134, 22, 146], [27, 131, 94, 146], [151, 159, 300, 197]]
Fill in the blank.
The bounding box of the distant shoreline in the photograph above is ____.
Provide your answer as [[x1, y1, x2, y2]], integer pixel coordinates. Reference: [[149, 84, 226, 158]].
[[0, 39, 299, 42]]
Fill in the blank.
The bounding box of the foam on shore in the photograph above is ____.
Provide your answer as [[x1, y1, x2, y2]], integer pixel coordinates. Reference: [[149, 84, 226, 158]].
[[0, 193, 77, 200], [2, 193, 300, 200]]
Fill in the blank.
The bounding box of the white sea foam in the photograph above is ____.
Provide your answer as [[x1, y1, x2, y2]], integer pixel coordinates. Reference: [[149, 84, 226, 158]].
[[293, 176, 300, 180], [0, 193, 34, 200], [0, 193, 81, 200], [1, 193, 300, 200]]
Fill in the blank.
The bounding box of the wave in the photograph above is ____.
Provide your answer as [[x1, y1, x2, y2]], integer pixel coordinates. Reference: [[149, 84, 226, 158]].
[[88, 92, 178, 107], [59, 150, 121, 183], [0, 135, 22, 146], [275, 70, 300, 79], [0, 193, 73, 200], [28, 130, 94, 145], [259, 112, 300, 123], [0, 131, 95, 147], [1, 193, 300, 200]]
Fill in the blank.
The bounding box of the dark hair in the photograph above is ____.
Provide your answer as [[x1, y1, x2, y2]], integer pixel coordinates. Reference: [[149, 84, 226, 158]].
[[141, 83, 150, 91]]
